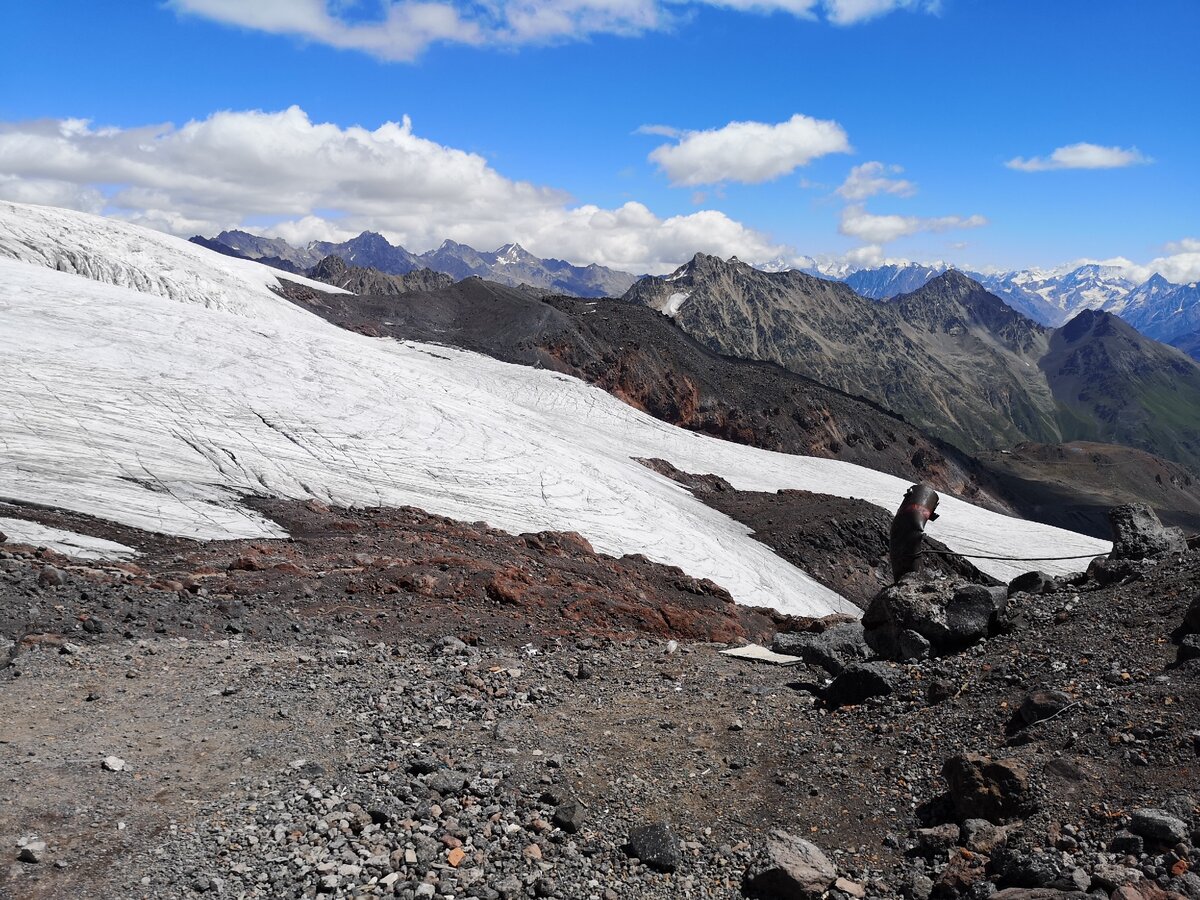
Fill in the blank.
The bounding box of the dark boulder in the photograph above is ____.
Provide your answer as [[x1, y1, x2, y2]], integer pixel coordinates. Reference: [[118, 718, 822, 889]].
[[942, 754, 1035, 823], [553, 800, 585, 834], [1018, 690, 1073, 726], [1178, 633, 1200, 664], [626, 822, 681, 872], [1007, 571, 1055, 596], [1108, 503, 1187, 560], [864, 580, 1007, 661], [1128, 808, 1188, 845], [772, 621, 870, 675], [823, 662, 903, 707], [1183, 595, 1200, 634]]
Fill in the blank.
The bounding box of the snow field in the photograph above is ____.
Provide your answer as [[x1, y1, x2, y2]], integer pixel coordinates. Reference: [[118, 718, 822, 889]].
[[0, 203, 1112, 616]]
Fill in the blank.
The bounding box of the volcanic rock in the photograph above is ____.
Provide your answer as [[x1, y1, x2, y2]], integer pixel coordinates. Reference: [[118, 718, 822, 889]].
[[1178, 633, 1200, 663], [1129, 808, 1189, 845], [1183, 595, 1200, 634], [942, 753, 1035, 823], [772, 621, 870, 674], [1109, 504, 1187, 560], [823, 661, 903, 707], [1018, 690, 1073, 726], [863, 579, 1007, 660], [552, 800, 585, 834], [1008, 570, 1055, 596], [744, 830, 836, 900], [626, 822, 681, 872]]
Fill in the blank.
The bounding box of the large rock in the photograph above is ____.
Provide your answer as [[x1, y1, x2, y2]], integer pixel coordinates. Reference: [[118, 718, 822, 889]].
[[942, 754, 1035, 823], [1018, 690, 1073, 726], [1008, 570, 1055, 596], [1109, 504, 1187, 560], [744, 830, 836, 900], [626, 822, 681, 872], [863, 580, 1007, 660], [1183, 595, 1200, 634], [772, 622, 870, 675], [1128, 808, 1188, 845], [823, 662, 903, 708]]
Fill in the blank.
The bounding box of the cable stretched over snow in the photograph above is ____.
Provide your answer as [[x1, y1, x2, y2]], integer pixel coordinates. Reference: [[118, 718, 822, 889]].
[[917, 549, 1108, 562]]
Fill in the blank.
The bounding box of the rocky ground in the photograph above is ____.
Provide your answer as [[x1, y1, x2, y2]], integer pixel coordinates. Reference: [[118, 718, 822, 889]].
[[1, 501, 1199, 900]]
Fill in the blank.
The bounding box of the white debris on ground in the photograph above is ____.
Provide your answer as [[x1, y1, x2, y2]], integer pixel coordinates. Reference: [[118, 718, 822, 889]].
[[0, 202, 1110, 617]]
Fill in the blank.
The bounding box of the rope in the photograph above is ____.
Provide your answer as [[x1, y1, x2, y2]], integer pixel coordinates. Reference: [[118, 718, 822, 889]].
[[917, 549, 1107, 562]]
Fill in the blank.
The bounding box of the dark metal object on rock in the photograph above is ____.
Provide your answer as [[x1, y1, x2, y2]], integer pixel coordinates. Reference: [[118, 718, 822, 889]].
[[890, 482, 940, 581]]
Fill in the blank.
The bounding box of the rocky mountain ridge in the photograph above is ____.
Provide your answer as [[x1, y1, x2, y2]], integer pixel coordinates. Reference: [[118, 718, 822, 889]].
[[307, 255, 454, 295], [622, 256, 1200, 473], [830, 260, 1200, 352], [194, 230, 638, 298]]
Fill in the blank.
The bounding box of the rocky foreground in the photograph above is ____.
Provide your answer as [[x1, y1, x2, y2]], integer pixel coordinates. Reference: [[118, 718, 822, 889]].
[[1, 503, 1198, 900]]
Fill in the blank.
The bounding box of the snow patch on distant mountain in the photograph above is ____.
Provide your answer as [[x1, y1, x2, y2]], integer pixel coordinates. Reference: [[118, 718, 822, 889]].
[[1119, 275, 1200, 342], [661, 291, 691, 317], [844, 263, 948, 299]]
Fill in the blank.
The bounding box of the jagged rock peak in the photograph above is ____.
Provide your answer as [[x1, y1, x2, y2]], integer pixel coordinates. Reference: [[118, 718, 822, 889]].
[[1060, 307, 1123, 340], [309, 254, 348, 277]]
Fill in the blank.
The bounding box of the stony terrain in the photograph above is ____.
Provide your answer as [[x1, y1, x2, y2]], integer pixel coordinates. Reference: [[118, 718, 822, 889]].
[[2, 498, 1199, 900]]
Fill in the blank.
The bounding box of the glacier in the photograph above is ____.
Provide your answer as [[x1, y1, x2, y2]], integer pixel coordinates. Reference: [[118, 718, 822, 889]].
[[0, 516, 138, 561], [0, 202, 1111, 617]]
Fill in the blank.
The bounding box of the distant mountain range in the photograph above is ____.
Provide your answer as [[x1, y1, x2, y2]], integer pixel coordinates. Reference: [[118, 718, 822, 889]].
[[623, 256, 1200, 472], [193, 228, 1200, 358], [833, 260, 1200, 357], [192, 230, 638, 298]]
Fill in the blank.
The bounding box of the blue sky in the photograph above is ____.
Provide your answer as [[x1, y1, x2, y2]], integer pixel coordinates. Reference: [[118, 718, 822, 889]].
[[2, 0, 1197, 275]]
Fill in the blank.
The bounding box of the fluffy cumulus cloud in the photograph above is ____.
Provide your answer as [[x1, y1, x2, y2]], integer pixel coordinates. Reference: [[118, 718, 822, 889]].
[[0, 106, 789, 274], [1130, 239, 1200, 285], [838, 204, 986, 245], [835, 161, 916, 200], [1005, 142, 1151, 172], [648, 114, 851, 187], [169, 0, 939, 60]]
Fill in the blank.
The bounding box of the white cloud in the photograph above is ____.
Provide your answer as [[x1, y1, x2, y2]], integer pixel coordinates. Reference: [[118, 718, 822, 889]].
[[842, 243, 885, 267], [0, 106, 787, 275], [169, 0, 935, 60], [1128, 240, 1200, 285], [839, 204, 986, 244], [1005, 142, 1151, 172], [0, 175, 106, 213], [823, 0, 939, 25], [1164, 238, 1200, 256], [648, 114, 851, 187], [835, 161, 916, 200], [635, 124, 682, 138]]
